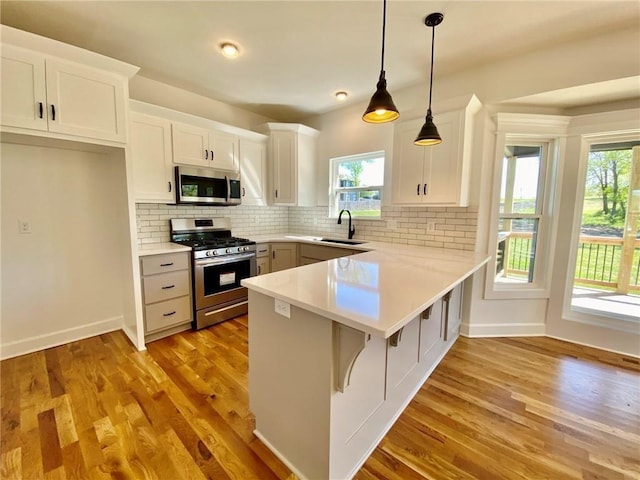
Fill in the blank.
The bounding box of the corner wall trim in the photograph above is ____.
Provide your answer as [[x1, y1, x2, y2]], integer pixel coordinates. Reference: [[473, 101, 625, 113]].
[[0, 316, 123, 360], [461, 322, 546, 338]]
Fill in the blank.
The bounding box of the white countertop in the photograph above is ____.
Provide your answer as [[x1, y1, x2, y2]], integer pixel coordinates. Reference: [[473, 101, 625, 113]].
[[137, 242, 191, 256], [242, 237, 490, 338]]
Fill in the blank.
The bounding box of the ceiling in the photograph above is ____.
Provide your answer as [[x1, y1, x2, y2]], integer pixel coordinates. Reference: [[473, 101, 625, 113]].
[[1, 1, 639, 122]]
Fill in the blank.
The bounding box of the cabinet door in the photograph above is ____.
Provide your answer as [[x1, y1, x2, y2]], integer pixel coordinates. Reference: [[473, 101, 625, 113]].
[[256, 256, 270, 275], [392, 118, 427, 205], [131, 112, 174, 203], [386, 317, 420, 397], [271, 243, 298, 272], [209, 130, 239, 171], [271, 131, 296, 205], [443, 283, 463, 341], [1, 45, 48, 131], [172, 122, 209, 167], [240, 139, 266, 205], [419, 300, 443, 361], [45, 59, 126, 142], [424, 110, 463, 204]]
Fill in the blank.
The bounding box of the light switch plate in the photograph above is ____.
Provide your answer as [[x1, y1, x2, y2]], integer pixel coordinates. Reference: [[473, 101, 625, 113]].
[[274, 298, 291, 318]]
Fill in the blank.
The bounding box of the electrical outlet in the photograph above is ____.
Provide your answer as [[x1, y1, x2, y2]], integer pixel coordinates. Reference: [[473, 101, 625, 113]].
[[274, 298, 291, 318], [426, 221, 436, 232], [18, 220, 32, 234]]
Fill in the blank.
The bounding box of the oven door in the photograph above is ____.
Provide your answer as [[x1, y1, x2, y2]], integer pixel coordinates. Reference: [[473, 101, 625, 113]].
[[194, 252, 257, 311]]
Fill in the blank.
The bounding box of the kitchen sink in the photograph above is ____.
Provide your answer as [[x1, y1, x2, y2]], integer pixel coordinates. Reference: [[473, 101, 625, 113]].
[[319, 238, 365, 246]]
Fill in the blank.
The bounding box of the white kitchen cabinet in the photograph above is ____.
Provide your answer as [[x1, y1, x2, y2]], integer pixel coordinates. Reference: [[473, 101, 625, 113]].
[[140, 252, 192, 341], [1, 44, 128, 143], [392, 95, 481, 206], [130, 111, 174, 203], [256, 244, 271, 275], [258, 123, 319, 206], [385, 315, 420, 397], [240, 138, 267, 205], [270, 243, 298, 272], [172, 121, 239, 172]]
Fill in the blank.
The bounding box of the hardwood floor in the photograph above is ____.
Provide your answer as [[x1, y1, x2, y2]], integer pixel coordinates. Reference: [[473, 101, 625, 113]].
[[2, 317, 639, 479]]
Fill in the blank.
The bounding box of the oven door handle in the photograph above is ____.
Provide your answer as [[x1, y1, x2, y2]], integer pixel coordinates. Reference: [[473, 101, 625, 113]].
[[195, 252, 256, 267]]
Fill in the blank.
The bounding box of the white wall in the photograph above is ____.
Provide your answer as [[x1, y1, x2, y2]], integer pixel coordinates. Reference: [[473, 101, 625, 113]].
[[130, 75, 274, 131], [1, 142, 132, 358]]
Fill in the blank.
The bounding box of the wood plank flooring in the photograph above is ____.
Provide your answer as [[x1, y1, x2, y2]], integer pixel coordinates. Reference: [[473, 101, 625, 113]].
[[2, 317, 639, 479]]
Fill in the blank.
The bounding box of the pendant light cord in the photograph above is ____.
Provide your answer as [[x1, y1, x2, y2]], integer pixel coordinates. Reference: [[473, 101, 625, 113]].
[[380, 0, 387, 72], [427, 23, 435, 113]]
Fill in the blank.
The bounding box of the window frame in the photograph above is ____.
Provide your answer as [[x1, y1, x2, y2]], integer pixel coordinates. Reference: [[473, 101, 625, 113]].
[[329, 150, 385, 219], [484, 114, 569, 300]]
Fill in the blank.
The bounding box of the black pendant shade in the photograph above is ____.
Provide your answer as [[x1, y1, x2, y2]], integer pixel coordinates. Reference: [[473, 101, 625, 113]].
[[414, 111, 441, 146], [414, 12, 443, 146], [362, 71, 399, 123], [362, 0, 399, 124]]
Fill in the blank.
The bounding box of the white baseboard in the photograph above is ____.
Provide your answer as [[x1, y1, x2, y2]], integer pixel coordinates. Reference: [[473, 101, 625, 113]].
[[545, 334, 640, 359], [0, 316, 123, 360], [461, 322, 546, 338]]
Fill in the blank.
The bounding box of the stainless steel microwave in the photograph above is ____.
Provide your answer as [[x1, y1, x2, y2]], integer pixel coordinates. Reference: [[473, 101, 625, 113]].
[[175, 166, 241, 206]]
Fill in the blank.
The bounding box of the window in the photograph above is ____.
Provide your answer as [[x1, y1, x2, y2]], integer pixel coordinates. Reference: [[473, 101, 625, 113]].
[[329, 151, 384, 218], [496, 144, 546, 285], [485, 113, 569, 299]]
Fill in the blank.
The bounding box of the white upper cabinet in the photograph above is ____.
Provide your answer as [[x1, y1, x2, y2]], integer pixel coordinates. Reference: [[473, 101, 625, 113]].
[[259, 123, 319, 206], [240, 138, 267, 206], [130, 111, 174, 203], [392, 95, 481, 206], [1, 44, 129, 143], [172, 122, 239, 172], [1, 45, 47, 131]]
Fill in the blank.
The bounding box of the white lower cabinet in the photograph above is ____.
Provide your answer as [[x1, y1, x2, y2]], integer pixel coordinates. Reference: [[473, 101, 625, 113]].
[[270, 243, 298, 272], [248, 282, 466, 480], [256, 243, 271, 275], [140, 252, 192, 341], [385, 316, 420, 396]]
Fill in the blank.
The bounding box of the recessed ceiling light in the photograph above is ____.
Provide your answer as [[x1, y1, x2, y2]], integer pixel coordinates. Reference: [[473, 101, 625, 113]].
[[335, 91, 348, 101], [220, 42, 240, 59]]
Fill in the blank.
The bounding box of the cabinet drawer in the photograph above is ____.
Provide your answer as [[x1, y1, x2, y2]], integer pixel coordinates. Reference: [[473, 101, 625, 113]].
[[145, 296, 191, 333], [143, 270, 190, 304], [141, 252, 189, 275], [256, 243, 270, 257]]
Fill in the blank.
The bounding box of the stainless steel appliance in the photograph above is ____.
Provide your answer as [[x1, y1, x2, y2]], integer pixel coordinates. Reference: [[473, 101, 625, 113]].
[[170, 218, 256, 329], [175, 166, 241, 206]]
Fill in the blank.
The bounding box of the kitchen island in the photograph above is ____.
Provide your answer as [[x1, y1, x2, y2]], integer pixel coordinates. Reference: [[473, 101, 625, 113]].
[[242, 246, 489, 480]]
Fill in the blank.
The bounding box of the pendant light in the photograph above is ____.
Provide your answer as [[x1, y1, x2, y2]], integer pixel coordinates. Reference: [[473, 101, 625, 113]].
[[362, 0, 399, 123], [414, 12, 443, 146]]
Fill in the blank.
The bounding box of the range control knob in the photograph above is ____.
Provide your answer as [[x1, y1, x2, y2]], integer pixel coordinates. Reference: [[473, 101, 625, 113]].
[[226, 248, 233, 254]]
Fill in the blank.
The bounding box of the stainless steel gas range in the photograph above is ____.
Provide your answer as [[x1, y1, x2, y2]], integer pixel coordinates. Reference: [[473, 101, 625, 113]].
[[170, 218, 256, 329]]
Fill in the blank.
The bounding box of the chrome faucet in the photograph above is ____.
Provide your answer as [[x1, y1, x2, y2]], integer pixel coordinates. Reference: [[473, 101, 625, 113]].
[[337, 209, 355, 239]]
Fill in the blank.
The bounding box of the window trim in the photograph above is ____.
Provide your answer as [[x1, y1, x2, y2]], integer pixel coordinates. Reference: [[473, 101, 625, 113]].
[[484, 113, 569, 300], [329, 150, 385, 219]]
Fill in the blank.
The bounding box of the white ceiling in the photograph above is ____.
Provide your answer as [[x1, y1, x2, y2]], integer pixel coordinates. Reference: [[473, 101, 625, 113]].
[[1, 1, 639, 122]]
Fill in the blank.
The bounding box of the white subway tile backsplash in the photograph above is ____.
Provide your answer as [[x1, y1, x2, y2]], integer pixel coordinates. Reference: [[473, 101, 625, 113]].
[[135, 203, 479, 251]]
